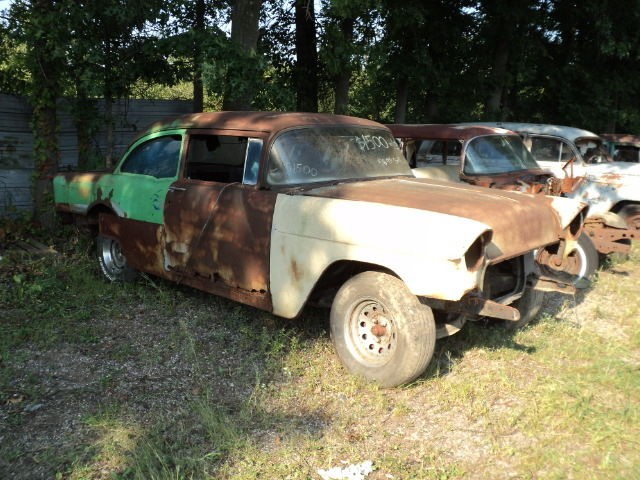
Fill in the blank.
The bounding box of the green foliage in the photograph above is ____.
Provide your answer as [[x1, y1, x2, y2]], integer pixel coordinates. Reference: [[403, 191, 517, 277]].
[[2, 0, 640, 154]]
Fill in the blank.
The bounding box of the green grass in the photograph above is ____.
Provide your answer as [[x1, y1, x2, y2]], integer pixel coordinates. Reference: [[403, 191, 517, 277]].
[[1, 229, 639, 479]]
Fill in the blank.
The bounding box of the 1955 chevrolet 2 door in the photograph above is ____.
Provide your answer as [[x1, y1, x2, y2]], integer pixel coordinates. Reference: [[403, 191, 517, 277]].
[[54, 112, 587, 387]]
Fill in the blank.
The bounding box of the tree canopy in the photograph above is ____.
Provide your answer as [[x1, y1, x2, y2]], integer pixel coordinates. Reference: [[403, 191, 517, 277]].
[[1, 0, 639, 143]]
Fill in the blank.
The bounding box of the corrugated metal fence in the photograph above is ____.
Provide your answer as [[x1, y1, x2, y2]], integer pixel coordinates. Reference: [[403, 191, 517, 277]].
[[0, 94, 192, 216]]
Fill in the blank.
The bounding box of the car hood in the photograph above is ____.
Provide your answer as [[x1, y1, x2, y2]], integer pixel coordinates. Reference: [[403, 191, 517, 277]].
[[304, 177, 569, 262]]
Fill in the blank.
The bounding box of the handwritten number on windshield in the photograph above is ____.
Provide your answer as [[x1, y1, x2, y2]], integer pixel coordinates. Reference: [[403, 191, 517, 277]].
[[355, 134, 390, 151]]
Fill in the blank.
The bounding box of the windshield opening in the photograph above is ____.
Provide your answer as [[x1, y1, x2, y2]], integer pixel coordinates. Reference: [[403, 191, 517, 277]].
[[575, 139, 612, 164], [463, 135, 540, 175], [267, 126, 411, 186]]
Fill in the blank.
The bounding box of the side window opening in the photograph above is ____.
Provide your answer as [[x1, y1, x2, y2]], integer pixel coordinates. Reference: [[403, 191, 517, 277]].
[[530, 137, 564, 162], [424, 141, 461, 166], [186, 134, 248, 183], [120, 135, 182, 178]]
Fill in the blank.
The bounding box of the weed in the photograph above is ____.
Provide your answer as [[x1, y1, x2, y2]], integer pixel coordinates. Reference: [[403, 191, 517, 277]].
[[2, 236, 639, 480]]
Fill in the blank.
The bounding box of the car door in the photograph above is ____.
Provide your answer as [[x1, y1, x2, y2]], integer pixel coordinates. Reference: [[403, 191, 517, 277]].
[[162, 132, 277, 298], [108, 131, 184, 224]]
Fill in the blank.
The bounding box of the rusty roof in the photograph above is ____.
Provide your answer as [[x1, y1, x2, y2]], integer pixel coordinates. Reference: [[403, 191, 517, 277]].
[[461, 122, 602, 144], [600, 133, 640, 147], [140, 111, 385, 138], [387, 124, 514, 140]]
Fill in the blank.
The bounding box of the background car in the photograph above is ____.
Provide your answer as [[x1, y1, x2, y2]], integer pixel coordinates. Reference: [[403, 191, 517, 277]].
[[601, 133, 640, 163], [463, 122, 640, 240]]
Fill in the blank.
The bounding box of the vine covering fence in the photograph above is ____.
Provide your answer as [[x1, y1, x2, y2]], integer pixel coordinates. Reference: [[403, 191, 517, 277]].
[[0, 94, 191, 216]]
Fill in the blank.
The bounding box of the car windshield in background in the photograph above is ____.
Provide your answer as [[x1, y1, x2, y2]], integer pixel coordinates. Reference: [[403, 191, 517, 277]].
[[267, 126, 411, 186], [463, 135, 540, 175], [575, 139, 612, 164]]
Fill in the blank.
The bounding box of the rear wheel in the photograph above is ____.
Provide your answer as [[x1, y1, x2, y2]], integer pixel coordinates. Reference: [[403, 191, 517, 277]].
[[330, 271, 436, 388], [97, 235, 137, 282]]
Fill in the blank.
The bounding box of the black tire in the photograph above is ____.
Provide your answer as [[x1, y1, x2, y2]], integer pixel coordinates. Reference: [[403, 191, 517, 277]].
[[330, 271, 436, 388], [618, 204, 640, 232], [97, 234, 137, 282], [502, 286, 545, 330]]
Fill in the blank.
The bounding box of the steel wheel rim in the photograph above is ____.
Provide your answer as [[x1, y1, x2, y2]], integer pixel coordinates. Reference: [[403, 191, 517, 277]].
[[102, 239, 126, 274], [568, 243, 588, 279], [347, 299, 396, 366]]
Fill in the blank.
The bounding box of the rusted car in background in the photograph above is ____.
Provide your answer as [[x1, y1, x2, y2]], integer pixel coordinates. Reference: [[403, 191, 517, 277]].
[[456, 122, 639, 255], [389, 124, 604, 282], [55, 112, 585, 387], [601, 134, 640, 163]]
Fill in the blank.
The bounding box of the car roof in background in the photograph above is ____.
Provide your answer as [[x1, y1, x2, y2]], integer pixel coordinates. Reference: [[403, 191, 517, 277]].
[[460, 122, 601, 143], [600, 133, 640, 147], [387, 123, 514, 140]]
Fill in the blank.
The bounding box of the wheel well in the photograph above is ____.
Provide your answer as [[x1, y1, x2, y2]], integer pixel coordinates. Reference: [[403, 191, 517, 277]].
[[86, 205, 116, 236], [612, 201, 640, 214], [307, 260, 398, 307]]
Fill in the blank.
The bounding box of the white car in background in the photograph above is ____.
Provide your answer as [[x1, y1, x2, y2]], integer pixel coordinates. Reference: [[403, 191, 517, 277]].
[[466, 122, 640, 236]]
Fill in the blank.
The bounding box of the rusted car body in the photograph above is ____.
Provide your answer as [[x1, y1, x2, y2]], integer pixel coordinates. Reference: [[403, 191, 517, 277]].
[[55, 112, 584, 387], [601, 134, 640, 163], [388, 123, 604, 281], [453, 122, 639, 255]]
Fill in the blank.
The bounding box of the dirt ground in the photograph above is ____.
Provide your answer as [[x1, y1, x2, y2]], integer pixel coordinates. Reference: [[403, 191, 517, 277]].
[[1, 254, 639, 479]]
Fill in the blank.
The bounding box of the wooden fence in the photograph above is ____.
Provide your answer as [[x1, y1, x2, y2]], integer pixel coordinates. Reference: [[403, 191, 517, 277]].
[[0, 94, 192, 216]]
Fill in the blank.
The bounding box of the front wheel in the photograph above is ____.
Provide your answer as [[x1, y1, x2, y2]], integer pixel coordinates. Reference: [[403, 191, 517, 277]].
[[330, 271, 436, 388], [97, 235, 137, 282], [502, 286, 545, 330]]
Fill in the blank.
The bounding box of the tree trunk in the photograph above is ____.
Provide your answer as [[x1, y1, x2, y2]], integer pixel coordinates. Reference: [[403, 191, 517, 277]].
[[425, 94, 438, 120], [75, 102, 94, 171], [32, 101, 59, 227], [30, 0, 61, 226], [486, 31, 510, 117], [394, 76, 409, 123], [484, 1, 530, 119], [295, 0, 318, 112], [223, 0, 262, 111], [74, 79, 96, 170], [104, 93, 115, 169], [333, 17, 354, 115], [193, 0, 205, 112]]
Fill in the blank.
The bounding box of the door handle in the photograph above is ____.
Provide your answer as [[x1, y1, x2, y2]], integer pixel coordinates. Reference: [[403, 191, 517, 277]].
[[168, 186, 187, 192]]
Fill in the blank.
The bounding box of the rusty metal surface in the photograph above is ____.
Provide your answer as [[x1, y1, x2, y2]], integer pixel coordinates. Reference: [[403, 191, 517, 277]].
[[463, 171, 553, 193], [100, 201, 275, 311], [535, 243, 583, 276], [99, 214, 166, 276], [424, 295, 521, 321], [163, 179, 277, 295], [306, 177, 563, 262], [529, 276, 576, 294], [600, 134, 640, 147], [584, 219, 635, 255], [388, 123, 513, 140], [134, 111, 385, 147]]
